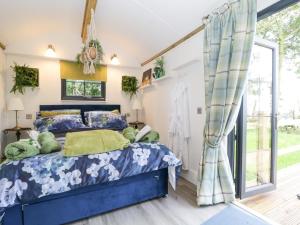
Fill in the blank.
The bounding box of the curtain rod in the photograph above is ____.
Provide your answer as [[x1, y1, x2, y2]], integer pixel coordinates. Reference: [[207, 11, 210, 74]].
[[141, 23, 205, 66], [141, 2, 232, 67], [0, 42, 5, 50]]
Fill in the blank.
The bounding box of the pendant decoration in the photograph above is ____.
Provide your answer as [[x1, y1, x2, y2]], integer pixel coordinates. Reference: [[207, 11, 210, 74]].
[[76, 9, 103, 74]]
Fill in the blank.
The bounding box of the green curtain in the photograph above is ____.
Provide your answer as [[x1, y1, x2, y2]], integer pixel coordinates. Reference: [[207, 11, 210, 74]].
[[60, 60, 107, 81], [197, 0, 257, 205]]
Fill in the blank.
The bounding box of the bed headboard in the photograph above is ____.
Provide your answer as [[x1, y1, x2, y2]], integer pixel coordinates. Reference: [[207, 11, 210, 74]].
[[39, 104, 121, 119]]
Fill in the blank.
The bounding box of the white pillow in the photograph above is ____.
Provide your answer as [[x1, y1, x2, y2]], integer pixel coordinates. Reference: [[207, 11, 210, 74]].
[[135, 125, 152, 142]]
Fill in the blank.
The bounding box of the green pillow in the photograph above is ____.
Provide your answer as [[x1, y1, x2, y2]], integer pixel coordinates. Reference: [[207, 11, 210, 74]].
[[140, 131, 160, 143], [38, 132, 61, 154], [122, 127, 138, 143]]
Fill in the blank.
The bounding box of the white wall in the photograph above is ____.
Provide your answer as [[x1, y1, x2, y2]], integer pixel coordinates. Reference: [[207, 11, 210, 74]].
[[141, 0, 280, 184], [141, 33, 205, 184], [4, 54, 140, 135], [0, 49, 6, 156]]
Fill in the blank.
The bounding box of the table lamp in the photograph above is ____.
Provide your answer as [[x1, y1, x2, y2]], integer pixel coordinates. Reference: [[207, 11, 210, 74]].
[[132, 98, 142, 122], [7, 97, 24, 129]]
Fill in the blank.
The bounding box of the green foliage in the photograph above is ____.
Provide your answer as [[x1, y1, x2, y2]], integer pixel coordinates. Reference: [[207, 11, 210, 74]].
[[257, 3, 300, 75], [66, 80, 102, 97], [10, 63, 39, 94], [76, 39, 104, 65], [122, 76, 139, 99], [277, 150, 300, 170], [246, 128, 300, 152], [153, 57, 165, 79]]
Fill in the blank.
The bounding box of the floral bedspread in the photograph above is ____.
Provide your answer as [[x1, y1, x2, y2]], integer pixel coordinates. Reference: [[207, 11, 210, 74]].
[[0, 142, 181, 216]]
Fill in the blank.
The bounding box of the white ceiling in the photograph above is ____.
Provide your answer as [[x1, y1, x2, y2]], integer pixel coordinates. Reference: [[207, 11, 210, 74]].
[[0, 0, 278, 67]]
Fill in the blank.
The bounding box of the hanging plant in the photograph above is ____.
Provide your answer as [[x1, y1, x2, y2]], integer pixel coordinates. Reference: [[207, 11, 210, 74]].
[[122, 76, 139, 99], [153, 56, 165, 79], [10, 63, 39, 94], [76, 39, 104, 65], [76, 9, 104, 75]]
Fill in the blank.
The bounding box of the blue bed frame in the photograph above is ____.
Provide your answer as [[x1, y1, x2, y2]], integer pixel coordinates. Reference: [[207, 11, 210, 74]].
[[2, 105, 169, 225]]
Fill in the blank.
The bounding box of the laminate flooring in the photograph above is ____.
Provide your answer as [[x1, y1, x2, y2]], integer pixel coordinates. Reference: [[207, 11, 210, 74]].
[[69, 178, 226, 225]]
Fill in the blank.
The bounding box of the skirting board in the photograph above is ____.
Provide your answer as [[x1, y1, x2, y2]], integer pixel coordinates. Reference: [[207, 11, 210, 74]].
[[180, 169, 198, 185]]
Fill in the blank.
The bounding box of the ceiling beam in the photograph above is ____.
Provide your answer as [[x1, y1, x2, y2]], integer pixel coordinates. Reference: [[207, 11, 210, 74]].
[[81, 0, 98, 42], [141, 24, 205, 66], [0, 42, 5, 50]]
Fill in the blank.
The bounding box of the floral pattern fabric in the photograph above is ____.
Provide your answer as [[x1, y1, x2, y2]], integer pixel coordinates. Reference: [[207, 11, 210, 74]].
[[84, 111, 127, 130], [34, 114, 87, 132], [0, 143, 181, 215]]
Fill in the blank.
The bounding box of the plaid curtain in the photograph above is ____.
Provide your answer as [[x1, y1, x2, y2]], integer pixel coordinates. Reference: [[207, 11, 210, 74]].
[[197, 0, 257, 205]]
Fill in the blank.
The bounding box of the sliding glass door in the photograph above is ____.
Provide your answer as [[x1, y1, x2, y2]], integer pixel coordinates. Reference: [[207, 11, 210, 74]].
[[238, 38, 278, 198]]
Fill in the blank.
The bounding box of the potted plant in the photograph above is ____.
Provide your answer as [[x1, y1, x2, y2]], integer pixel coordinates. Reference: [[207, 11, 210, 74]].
[[153, 56, 165, 79], [76, 39, 103, 64]]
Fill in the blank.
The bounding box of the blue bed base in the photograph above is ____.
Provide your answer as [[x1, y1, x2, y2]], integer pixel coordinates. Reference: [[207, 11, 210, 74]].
[[3, 168, 168, 225]]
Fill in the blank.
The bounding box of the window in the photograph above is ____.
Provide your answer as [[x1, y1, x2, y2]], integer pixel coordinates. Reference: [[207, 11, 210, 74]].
[[61, 79, 106, 101]]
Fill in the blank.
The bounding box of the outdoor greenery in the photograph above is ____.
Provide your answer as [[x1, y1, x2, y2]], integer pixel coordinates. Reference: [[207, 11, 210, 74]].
[[277, 151, 300, 170], [247, 128, 300, 152], [122, 76, 139, 99], [10, 63, 39, 94], [257, 3, 300, 80], [66, 80, 103, 97], [246, 128, 300, 182]]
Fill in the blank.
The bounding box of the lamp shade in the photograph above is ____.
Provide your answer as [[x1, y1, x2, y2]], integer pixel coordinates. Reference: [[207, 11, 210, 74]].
[[7, 97, 24, 111], [132, 98, 142, 110]]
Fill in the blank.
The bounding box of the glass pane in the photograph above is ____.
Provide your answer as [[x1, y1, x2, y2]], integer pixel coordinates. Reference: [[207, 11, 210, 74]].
[[66, 80, 84, 96], [246, 44, 273, 189], [84, 81, 102, 97]]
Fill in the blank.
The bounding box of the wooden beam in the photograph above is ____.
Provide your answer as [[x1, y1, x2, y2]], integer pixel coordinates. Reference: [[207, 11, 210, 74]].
[[0, 42, 5, 50], [81, 0, 98, 42], [141, 24, 205, 66]]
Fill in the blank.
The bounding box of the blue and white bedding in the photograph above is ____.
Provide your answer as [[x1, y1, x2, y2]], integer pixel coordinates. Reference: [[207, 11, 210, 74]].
[[34, 114, 87, 132], [0, 142, 181, 216], [84, 111, 128, 130]]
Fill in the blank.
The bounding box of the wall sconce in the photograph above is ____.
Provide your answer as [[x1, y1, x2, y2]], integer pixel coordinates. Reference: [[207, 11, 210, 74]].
[[45, 44, 56, 57], [111, 54, 120, 65]]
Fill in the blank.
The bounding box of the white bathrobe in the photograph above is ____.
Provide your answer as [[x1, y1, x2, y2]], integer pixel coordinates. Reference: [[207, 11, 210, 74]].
[[168, 82, 190, 170]]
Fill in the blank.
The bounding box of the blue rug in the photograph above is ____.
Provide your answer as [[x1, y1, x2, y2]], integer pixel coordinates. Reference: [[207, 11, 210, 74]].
[[202, 204, 272, 225]]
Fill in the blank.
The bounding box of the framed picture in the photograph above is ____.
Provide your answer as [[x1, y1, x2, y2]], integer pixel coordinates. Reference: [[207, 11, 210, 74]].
[[141, 68, 152, 87]]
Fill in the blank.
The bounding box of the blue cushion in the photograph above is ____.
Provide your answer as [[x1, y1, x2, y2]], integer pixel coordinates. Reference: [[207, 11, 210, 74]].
[[85, 111, 127, 130], [34, 114, 86, 132]]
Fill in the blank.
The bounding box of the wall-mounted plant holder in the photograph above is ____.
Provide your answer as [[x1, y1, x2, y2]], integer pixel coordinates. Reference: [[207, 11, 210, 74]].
[[122, 75, 139, 99], [10, 63, 39, 94]]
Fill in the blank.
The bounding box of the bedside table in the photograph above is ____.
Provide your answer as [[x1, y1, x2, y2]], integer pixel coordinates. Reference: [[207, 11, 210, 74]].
[[128, 122, 145, 130], [3, 127, 32, 141]]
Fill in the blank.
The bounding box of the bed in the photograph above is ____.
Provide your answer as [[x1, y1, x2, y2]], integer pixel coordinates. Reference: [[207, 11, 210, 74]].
[[1, 104, 181, 225]]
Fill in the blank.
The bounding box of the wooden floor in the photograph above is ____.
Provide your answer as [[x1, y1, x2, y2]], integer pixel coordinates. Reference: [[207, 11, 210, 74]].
[[241, 163, 300, 225], [69, 178, 226, 225]]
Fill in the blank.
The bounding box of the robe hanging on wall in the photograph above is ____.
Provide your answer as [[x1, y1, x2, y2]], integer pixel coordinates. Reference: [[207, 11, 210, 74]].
[[168, 82, 191, 170]]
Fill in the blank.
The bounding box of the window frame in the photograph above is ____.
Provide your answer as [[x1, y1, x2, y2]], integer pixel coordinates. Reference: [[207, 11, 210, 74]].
[[61, 79, 106, 101], [228, 0, 299, 199]]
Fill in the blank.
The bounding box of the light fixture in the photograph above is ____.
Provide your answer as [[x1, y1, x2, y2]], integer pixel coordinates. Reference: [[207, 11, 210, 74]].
[[7, 97, 24, 129], [132, 97, 142, 122], [45, 44, 56, 57], [111, 54, 120, 65]]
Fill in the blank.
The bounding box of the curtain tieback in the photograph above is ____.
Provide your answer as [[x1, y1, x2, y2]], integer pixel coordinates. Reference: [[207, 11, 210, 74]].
[[204, 139, 220, 149]]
